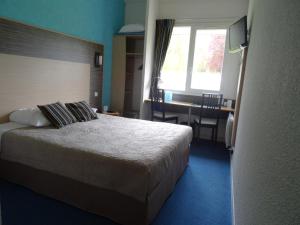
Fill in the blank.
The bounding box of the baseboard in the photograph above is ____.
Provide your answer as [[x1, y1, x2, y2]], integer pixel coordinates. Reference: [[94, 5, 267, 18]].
[[230, 152, 236, 225]]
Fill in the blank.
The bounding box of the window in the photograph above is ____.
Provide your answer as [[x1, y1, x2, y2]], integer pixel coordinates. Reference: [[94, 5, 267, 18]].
[[191, 29, 226, 91], [160, 27, 191, 91], [161, 26, 227, 93]]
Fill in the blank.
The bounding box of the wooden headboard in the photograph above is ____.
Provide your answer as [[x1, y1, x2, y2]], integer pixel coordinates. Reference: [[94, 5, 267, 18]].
[[0, 18, 103, 123]]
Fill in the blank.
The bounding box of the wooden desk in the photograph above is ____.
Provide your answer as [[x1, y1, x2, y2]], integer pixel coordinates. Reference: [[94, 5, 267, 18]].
[[144, 99, 235, 125]]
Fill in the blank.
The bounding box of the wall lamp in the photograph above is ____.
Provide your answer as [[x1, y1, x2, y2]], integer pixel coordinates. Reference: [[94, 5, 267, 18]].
[[95, 52, 103, 67]]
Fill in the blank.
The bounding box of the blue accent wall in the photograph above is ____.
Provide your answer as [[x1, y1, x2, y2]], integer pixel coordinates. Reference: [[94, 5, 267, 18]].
[[0, 0, 124, 106]]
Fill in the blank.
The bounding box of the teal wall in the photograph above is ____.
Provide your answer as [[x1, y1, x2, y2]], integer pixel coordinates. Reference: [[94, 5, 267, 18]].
[[0, 0, 124, 106]]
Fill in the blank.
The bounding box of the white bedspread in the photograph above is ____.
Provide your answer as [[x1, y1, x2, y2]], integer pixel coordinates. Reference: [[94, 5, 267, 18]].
[[0, 115, 193, 202]]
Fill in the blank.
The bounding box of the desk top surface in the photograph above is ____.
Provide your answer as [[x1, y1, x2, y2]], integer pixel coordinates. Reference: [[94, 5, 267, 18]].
[[144, 99, 235, 113]]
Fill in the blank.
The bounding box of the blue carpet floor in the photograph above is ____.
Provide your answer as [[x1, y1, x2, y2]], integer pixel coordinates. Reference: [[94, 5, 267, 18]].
[[0, 141, 232, 225]]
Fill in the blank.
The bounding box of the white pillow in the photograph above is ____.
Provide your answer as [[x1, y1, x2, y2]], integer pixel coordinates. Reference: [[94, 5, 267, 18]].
[[91, 108, 98, 113], [9, 108, 50, 127]]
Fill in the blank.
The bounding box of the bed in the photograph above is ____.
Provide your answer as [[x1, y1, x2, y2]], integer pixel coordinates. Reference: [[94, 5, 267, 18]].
[[0, 114, 193, 225]]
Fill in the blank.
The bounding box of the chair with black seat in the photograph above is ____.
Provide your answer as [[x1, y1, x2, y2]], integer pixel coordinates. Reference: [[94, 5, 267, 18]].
[[151, 89, 179, 124], [194, 93, 223, 142]]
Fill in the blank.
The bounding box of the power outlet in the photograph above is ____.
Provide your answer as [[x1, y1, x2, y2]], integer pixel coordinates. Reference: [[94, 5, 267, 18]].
[[94, 91, 98, 97]]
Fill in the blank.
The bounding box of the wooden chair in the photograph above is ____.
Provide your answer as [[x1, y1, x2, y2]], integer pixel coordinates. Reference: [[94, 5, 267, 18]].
[[151, 89, 179, 124], [194, 93, 223, 142]]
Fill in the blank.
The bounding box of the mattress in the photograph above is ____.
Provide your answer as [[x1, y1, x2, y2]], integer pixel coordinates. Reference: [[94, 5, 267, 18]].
[[0, 114, 193, 202]]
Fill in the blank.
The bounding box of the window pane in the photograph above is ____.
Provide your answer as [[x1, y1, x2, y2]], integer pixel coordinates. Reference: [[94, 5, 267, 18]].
[[191, 29, 226, 91], [160, 27, 191, 91]]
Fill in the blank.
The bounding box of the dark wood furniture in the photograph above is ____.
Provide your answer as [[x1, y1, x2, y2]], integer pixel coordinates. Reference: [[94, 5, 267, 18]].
[[102, 111, 121, 116], [151, 89, 179, 124], [194, 93, 223, 142], [0, 18, 103, 114]]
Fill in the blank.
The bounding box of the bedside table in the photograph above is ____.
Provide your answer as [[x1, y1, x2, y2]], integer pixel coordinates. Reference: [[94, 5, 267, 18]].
[[99, 111, 120, 117]]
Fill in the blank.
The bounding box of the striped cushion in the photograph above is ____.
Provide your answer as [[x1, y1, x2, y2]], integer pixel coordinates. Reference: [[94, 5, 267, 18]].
[[38, 102, 77, 128], [65, 101, 98, 122]]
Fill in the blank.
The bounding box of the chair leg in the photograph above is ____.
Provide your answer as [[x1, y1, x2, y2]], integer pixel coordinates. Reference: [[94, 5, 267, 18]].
[[215, 127, 218, 143], [197, 126, 201, 142], [192, 124, 195, 138], [211, 128, 215, 142], [175, 118, 178, 124], [193, 124, 197, 139]]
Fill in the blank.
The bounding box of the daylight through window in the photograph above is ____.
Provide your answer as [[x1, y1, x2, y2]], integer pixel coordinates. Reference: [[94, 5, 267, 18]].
[[161, 26, 227, 93]]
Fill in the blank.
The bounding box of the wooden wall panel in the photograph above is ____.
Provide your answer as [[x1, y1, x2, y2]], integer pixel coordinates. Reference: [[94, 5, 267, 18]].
[[0, 18, 103, 117]]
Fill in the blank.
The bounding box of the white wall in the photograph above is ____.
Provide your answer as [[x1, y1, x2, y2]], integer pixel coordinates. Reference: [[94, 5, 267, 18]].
[[125, 0, 146, 25], [157, 0, 249, 99], [221, 32, 242, 99], [232, 0, 300, 224], [158, 0, 249, 20], [140, 0, 159, 119]]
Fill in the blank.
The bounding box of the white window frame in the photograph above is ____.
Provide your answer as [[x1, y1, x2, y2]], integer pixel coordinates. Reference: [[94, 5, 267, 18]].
[[163, 21, 230, 96]]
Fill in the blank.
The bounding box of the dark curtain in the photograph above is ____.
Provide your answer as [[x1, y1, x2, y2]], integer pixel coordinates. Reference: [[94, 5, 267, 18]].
[[150, 19, 175, 97]]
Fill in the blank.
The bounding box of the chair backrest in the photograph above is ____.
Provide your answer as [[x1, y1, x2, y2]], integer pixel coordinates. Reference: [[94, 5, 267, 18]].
[[199, 93, 223, 120], [151, 89, 165, 118]]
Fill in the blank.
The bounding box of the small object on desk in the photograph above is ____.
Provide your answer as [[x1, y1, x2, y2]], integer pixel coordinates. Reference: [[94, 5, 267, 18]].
[[223, 99, 228, 107], [164, 91, 173, 102], [231, 100, 236, 109], [227, 99, 233, 108], [223, 99, 235, 109], [103, 105, 108, 112]]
